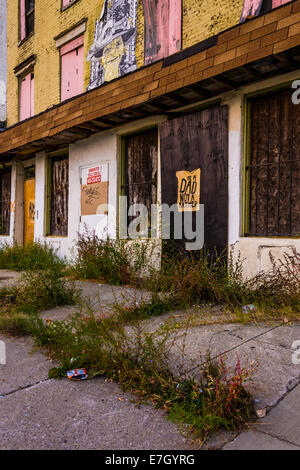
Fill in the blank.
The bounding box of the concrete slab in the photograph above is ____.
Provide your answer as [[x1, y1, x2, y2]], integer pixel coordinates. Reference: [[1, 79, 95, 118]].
[[221, 326, 300, 409], [253, 383, 300, 446], [0, 270, 21, 289], [165, 324, 244, 380], [0, 378, 197, 450], [161, 323, 300, 410], [0, 335, 53, 396], [40, 281, 152, 322], [223, 430, 300, 450]]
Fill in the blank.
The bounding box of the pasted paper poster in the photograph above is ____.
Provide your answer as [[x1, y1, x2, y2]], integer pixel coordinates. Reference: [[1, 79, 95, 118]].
[[81, 163, 109, 216], [176, 168, 201, 212]]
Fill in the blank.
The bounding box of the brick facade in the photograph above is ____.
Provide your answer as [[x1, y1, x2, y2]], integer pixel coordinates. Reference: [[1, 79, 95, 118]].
[[7, 0, 292, 128], [1, 0, 299, 156]]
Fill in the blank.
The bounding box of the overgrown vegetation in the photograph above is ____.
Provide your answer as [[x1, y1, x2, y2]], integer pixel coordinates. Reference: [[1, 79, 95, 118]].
[[70, 230, 148, 285], [148, 247, 300, 308], [0, 242, 67, 274], [0, 269, 77, 335], [105, 246, 300, 324], [29, 311, 255, 441], [1, 235, 299, 440]]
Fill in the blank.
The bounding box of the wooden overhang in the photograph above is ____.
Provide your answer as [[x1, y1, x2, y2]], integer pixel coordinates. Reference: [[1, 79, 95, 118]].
[[1, 0, 300, 162]]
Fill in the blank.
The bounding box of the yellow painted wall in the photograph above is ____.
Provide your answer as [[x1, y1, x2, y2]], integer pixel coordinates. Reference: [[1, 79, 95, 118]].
[[182, 0, 244, 49], [6, 0, 246, 127]]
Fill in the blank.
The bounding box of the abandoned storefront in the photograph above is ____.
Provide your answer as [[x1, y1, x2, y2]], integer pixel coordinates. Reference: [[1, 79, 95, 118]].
[[1, 2, 300, 277], [1, 71, 300, 280]]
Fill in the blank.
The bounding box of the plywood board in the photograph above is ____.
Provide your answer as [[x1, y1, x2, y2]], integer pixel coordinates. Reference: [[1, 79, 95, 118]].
[[81, 181, 108, 216]]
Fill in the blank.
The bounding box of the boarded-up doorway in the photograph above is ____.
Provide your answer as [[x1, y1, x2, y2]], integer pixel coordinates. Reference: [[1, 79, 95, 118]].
[[47, 156, 69, 237], [24, 167, 35, 245], [0, 169, 11, 236], [160, 106, 228, 254]]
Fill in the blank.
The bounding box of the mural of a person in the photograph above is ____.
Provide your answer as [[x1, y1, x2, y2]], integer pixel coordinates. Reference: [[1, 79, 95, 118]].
[[87, 0, 138, 90]]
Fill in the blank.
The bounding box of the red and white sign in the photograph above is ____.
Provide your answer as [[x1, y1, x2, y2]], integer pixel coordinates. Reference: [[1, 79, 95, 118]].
[[87, 166, 102, 185], [81, 163, 108, 186]]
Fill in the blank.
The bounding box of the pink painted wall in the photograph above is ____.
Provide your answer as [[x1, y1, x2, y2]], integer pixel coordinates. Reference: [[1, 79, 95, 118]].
[[20, 0, 26, 40], [143, 0, 182, 65], [61, 37, 84, 102], [20, 73, 34, 121]]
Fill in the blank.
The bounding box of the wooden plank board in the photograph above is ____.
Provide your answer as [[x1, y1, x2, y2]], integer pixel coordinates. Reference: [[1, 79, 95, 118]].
[[143, 0, 182, 64], [50, 157, 69, 236], [0, 169, 11, 236], [249, 88, 300, 237], [125, 129, 158, 219], [160, 106, 228, 253]]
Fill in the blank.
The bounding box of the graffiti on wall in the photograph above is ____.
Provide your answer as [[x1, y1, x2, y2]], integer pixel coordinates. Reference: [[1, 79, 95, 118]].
[[87, 0, 138, 90], [142, 0, 182, 65]]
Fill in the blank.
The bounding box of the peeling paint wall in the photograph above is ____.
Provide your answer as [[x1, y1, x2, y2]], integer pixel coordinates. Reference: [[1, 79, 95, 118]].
[[6, 0, 280, 127], [0, 0, 7, 124]]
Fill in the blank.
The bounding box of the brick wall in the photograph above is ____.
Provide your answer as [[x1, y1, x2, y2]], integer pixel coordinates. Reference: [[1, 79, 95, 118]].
[[1, 0, 300, 156], [7, 0, 104, 126], [5, 0, 296, 127], [182, 0, 244, 49]]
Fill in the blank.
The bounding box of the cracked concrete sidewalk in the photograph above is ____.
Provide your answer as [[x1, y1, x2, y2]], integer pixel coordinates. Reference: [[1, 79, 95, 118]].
[[1, 273, 300, 449]]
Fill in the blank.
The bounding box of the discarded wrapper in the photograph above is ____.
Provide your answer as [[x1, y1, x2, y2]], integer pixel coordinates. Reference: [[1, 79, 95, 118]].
[[256, 408, 266, 419], [242, 304, 256, 313], [67, 368, 88, 381]]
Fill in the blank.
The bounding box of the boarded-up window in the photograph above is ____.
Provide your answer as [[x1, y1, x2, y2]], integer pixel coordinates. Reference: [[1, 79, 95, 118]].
[[20, 0, 34, 41], [20, 72, 34, 121], [272, 0, 291, 8], [48, 156, 69, 237], [247, 88, 300, 237], [242, 0, 291, 19], [160, 106, 228, 253], [143, 0, 182, 65], [61, 36, 84, 102], [62, 0, 76, 7], [122, 129, 158, 235], [0, 169, 11, 236]]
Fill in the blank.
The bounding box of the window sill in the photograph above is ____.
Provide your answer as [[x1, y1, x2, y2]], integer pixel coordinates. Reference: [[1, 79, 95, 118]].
[[18, 32, 34, 47], [45, 235, 68, 238], [242, 235, 300, 240]]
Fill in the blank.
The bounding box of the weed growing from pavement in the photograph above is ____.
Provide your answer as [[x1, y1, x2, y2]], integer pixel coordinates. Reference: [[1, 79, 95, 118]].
[[0, 242, 67, 274], [0, 237, 261, 440], [113, 245, 300, 324], [69, 229, 149, 286], [29, 310, 255, 442], [62, 230, 300, 323], [0, 270, 78, 335]]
